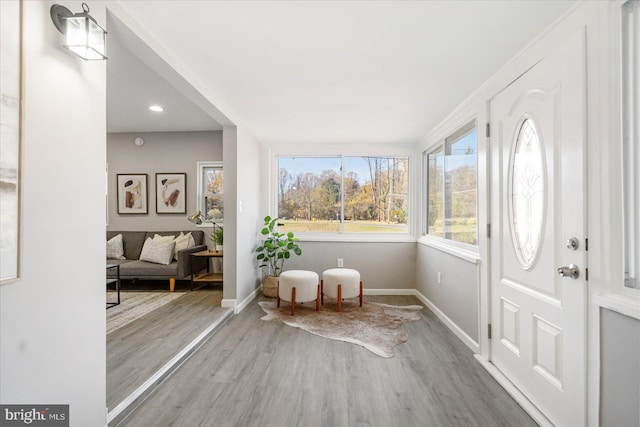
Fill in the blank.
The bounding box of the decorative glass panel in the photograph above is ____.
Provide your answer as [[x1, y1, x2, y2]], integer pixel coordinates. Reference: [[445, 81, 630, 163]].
[[510, 118, 545, 268]]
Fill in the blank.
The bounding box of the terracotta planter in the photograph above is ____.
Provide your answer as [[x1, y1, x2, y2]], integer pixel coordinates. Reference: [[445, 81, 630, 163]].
[[263, 275, 279, 298]]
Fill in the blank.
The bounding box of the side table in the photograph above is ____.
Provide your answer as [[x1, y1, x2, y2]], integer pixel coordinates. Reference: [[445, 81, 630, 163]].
[[106, 263, 121, 308], [190, 250, 223, 291]]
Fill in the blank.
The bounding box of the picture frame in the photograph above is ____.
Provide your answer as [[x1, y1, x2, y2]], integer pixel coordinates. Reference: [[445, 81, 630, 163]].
[[0, 0, 22, 283], [156, 173, 186, 214], [117, 174, 148, 214]]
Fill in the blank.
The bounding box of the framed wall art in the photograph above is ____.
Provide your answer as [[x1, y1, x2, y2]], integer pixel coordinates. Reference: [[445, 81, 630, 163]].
[[1, 0, 22, 283], [117, 174, 148, 214], [156, 173, 186, 214]]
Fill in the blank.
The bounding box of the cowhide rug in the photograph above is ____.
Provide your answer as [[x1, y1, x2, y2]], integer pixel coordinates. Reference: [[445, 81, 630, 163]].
[[258, 300, 423, 358]]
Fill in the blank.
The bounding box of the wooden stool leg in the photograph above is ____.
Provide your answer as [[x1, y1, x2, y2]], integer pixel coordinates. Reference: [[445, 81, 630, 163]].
[[337, 284, 342, 312], [277, 296, 280, 307], [321, 279, 324, 305], [359, 281, 363, 307], [169, 277, 176, 293], [316, 284, 320, 311], [291, 287, 296, 316]]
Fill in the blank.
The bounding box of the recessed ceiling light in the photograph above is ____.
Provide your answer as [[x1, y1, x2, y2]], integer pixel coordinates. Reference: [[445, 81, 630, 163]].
[[149, 105, 163, 112]]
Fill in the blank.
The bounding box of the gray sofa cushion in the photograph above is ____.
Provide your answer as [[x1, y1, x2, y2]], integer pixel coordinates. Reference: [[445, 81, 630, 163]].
[[117, 260, 179, 278]]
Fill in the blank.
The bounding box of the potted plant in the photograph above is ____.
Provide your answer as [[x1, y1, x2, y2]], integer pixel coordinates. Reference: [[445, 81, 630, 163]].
[[255, 215, 302, 297], [211, 227, 223, 252]]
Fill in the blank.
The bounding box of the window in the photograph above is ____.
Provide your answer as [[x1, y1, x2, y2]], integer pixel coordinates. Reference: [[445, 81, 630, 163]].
[[623, 1, 639, 290], [424, 121, 477, 245], [277, 156, 409, 234], [196, 161, 223, 222]]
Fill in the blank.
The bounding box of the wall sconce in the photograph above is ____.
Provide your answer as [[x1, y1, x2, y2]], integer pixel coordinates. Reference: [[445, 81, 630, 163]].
[[50, 3, 107, 60]]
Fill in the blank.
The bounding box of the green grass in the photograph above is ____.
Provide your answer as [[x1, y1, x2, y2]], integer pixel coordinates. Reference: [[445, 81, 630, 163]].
[[279, 220, 408, 234], [428, 218, 478, 245]]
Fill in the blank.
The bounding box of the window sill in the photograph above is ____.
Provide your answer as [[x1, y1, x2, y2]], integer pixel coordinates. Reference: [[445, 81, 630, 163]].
[[417, 236, 480, 264]]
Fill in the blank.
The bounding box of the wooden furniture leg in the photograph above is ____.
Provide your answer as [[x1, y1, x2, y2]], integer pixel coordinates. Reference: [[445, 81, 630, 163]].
[[277, 296, 281, 307], [320, 279, 324, 305], [316, 284, 320, 311], [169, 277, 175, 293], [291, 287, 296, 316], [337, 283, 342, 312], [359, 281, 363, 307]]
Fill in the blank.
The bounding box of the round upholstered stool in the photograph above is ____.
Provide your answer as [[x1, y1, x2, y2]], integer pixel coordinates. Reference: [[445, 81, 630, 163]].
[[277, 270, 320, 316], [321, 268, 362, 312]]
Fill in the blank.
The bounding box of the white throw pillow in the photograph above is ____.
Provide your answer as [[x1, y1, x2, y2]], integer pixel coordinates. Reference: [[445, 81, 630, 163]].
[[153, 234, 175, 243], [140, 237, 176, 265], [173, 232, 196, 260], [106, 234, 126, 260]]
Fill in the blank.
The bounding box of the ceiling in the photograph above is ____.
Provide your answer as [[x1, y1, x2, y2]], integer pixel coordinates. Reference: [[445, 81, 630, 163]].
[[109, 1, 577, 143], [106, 15, 223, 133]]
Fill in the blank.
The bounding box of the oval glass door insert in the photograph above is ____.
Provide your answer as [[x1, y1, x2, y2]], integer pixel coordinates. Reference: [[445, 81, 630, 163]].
[[510, 118, 545, 269]]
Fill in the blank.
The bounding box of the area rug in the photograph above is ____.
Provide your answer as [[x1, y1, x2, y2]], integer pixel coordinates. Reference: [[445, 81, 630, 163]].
[[259, 300, 423, 358], [106, 292, 185, 335]]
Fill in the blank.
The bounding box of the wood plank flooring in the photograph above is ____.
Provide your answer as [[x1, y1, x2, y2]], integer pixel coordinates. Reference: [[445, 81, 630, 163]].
[[118, 295, 536, 427], [107, 285, 227, 410]]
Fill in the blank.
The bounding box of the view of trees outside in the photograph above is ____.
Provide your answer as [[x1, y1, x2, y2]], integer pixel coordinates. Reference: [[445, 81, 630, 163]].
[[427, 129, 477, 245], [278, 156, 409, 233], [203, 167, 223, 221]]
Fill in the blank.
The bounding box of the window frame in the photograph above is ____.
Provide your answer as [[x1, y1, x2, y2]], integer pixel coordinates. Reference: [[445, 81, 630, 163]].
[[422, 120, 479, 252], [622, 0, 640, 292], [196, 161, 223, 226], [272, 153, 414, 242]]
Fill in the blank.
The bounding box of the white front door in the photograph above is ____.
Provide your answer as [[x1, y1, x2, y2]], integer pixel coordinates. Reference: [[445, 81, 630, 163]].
[[489, 30, 587, 426]]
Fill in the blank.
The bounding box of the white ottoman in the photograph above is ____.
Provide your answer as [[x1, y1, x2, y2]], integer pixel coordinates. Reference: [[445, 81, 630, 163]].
[[277, 270, 320, 316], [321, 268, 362, 312]]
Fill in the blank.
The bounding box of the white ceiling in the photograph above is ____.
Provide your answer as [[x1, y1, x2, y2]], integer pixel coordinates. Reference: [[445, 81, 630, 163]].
[[111, 0, 577, 144], [106, 15, 223, 133]]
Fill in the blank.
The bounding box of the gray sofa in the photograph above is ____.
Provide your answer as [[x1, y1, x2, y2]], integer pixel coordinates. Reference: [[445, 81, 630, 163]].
[[107, 230, 208, 290]]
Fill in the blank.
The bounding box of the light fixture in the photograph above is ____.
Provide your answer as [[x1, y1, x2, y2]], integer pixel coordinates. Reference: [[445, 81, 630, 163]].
[[188, 210, 223, 253], [50, 3, 107, 61], [149, 105, 164, 112]]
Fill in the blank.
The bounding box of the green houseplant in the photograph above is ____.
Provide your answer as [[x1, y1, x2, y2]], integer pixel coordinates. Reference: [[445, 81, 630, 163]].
[[211, 227, 223, 248], [255, 215, 302, 297]]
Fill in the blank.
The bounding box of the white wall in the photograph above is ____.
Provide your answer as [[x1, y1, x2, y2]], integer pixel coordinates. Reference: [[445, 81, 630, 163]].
[[222, 126, 262, 308], [599, 309, 640, 426], [106, 131, 222, 234], [0, 1, 107, 426], [285, 242, 416, 291], [415, 245, 478, 343], [235, 127, 262, 305]]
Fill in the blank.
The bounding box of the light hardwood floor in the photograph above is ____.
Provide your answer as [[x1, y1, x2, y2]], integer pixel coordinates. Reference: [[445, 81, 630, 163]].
[[120, 296, 536, 427], [117, 295, 536, 427], [107, 285, 226, 410]]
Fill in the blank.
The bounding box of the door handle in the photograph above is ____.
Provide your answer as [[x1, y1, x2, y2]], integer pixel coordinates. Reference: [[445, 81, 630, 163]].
[[557, 264, 579, 279]]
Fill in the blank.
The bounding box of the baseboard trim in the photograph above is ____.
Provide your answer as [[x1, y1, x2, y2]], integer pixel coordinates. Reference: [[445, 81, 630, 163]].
[[221, 299, 236, 310], [107, 308, 233, 426], [364, 288, 416, 296], [236, 286, 262, 313], [414, 290, 480, 354], [474, 355, 554, 427]]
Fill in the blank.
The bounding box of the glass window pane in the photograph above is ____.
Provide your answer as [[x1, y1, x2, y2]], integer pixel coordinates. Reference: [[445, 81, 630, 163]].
[[428, 149, 444, 237], [510, 119, 544, 267], [343, 157, 409, 233], [202, 166, 223, 221], [277, 157, 341, 233], [445, 129, 477, 245]]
